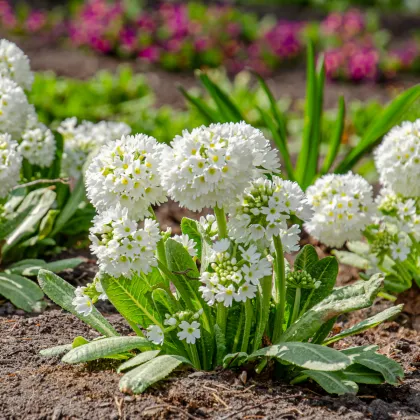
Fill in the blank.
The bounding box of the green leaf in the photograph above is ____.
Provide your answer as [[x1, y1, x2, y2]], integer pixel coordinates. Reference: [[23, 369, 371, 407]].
[[311, 317, 337, 344], [323, 305, 403, 345], [40, 343, 73, 357], [302, 370, 359, 395], [180, 217, 203, 259], [101, 273, 162, 329], [178, 86, 218, 124], [347, 351, 404, 385], [38, 269, 118, 337], [346, 241, 370, 255], [119, 354, 190, 394], [223, 352, 248, 369], [72, 336, 89, 348], [117, 350, 161, 373], [0, 273, 44, 312], [8, 257, 84, 276], [280, 274, 383, 342], [62, 336, 152, 364], [249, 342, 351, 371], [336, 84, 420, 173], [294, 245, 319, 272], [215, 324, 227, 366], [342, 364, 385, 385], [332, 250, 370, 270]]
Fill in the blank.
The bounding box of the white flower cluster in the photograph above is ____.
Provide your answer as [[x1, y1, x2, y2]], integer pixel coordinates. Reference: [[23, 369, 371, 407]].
[[0, 77, 31, 139], [199, 214, 218, 240], [18, 122, 55, 168], [173, 234, 198, 257], [72, 280, 108, 316], [86, 134, 167, 219], [305, 173, 375, 247], [89, 207, 160, 279], [199, 240, 271, 307], [159, 122, 280, 211], [228, 176, 312, 251], [0, 39, 33, 90], [59, 118, 131, 178], [374, 120, 420, 197], [0, 133, 22, 198]]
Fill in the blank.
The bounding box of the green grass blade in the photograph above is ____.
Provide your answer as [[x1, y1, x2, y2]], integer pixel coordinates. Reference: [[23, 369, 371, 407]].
[[178, 85, 219, 124]]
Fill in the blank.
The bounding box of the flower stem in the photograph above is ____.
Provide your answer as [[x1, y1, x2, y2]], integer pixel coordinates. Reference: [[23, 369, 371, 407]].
[[216, 302, 227, 336], [253, 275, 272, 352], [290, 287, 301, 325], [241, 300, 253, 353], [272, 234, 286, 343], [232, 306, 244, 353], [189, 343, 202, 370], [214, 206, 228, 239]]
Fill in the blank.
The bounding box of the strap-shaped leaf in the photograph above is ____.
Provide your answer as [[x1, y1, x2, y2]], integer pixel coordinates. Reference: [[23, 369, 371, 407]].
[[40, 343, 73, 357], [332, 250, 370, 270], [119, 354, 190, 394], [117, 350, 161, 373], [62, 336, 152, 364], [178, 85, 218, 124], [7, 257, 84, 276], [0, 273, 44, 312], [38, 269, 118, 337], [342, 364, 385, 384], [323, 305, 403, 345], [279, 274, 383, 342], [249, 342, 351, 371], [302, 370, 359, 395], [223, 352, 248, 369]]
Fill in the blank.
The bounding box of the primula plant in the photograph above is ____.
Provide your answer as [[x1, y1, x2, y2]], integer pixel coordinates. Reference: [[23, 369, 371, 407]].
[[313, 120, 420, 295], [39, 122, 403, 395]]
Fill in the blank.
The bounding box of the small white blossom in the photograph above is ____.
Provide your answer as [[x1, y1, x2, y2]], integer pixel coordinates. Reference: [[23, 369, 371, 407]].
[[0, 39, 33, 90], [72, 287, 93, 316], [146, 325, 164, 345], [86, 134, 167, 220], [89, 206, 160, 279], [0, 77, 31, 139], [95, 281, 108, 301], [390, 233, 412, 262], [305, 173, 375, 247], [177, 320, 201, 344], [374, 120, 420, 197], [159, 122, 280, 211], [173, 234, 197, 257], [0, 133, 22, 198]]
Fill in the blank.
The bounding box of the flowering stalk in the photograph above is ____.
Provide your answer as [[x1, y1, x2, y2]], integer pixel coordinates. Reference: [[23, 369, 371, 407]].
[[241, 299, 253, 353], [290, 287, 301, 326], [272, 234, 286, 343]]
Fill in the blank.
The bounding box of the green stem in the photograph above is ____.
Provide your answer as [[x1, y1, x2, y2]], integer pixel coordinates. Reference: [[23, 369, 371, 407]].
[[290, 374, 308, 385], [272, 235, 286, 343], [378, 291, 397, 302], [189, 343, 202, 370], [216, 302, 227, 336], [241, 300, 253, 353], [255, 358, 268, 374], [232, 306, 244, 353], [290, 287, 301, 325], [214, 206, 228, 239], [253, 275, 272, 352]]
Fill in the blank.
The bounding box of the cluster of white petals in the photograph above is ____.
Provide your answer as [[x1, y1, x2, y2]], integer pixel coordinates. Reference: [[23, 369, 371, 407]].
[[0, 77, 31, 139], [305, 173, 375, 247], [0, 39, 33, 90], [228, 176, 312, 249], [0, 133, 22, 198], [72, 286, 93, 316], [146, 325, 164, 345], [173, 234, 197, 257], [89, 206, 160, 279], [374, 120, 420, 197], [19, 122, 55, 168], [163, 309, 203, 345], [59, 118, 131, 178], [86, 134, 167, 219], [199, 240, 272, 307], [159, 122, 280, 211]]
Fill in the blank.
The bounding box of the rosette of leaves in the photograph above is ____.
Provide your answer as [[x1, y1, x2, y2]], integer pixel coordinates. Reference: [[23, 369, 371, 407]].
[[38, 214, 404, 396]]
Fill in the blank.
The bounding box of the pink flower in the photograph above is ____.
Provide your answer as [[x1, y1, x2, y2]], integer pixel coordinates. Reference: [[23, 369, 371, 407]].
[[138, 46, 160, 63]]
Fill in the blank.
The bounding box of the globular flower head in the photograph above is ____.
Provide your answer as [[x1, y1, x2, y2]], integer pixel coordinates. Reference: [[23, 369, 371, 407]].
[[0, 133, 22, 198], [286, 269, 319, 289], [0, 39, 33, 90], [228, 176, 313, 246], [59, 118, 131, 178], [374, 120, 420, 197], [89, 206, 160, 279], [18, 122, 56, 168], [159, 122, 280, 212], [305, 173, 375, 247], [86, 134, 167, 220], [0, 77, 31, 139], [199, 240, 272, 307]]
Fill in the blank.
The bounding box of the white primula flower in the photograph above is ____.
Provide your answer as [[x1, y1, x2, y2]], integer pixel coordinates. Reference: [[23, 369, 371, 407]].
[[199, 241, 272, 307], [59, 118, 131, 178], [228, 176, 312, 245], [0, 39, 33, 90], [374, 120, 420, 197], [0, 133, 22, 198], [95, 280, 108, 301], [159, 122, 280, 211], [89, 206, 160, 279], [390, 233, 412, 262], [279, 224, 301, 253], [146, 325, 164, 345], [0, 77, 31, 139], [72, 287, 93, 316], [177, 320, 201, 344], [305, 173, 375, 248], [18, 123, 56, 168], [173, 234, 197, 257], [86, 134, 167, 220]]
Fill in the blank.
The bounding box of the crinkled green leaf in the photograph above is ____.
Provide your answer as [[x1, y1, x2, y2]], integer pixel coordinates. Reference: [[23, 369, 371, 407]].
[[342, 364, 385, 384], [223, 352, 248, 369], [302, 370, 359, 395], [117, 350, 161, 373], [180, 217, 203, 259], [294, 245, 319, 272], [332, 250, 370, 270], [7, 257, 84, 276], [40, 343, 73, 357]]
